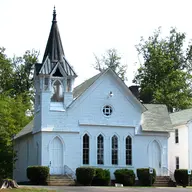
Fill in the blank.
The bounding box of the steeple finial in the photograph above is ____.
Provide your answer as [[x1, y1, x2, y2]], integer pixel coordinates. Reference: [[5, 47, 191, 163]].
[[53, 6, 56, 22]]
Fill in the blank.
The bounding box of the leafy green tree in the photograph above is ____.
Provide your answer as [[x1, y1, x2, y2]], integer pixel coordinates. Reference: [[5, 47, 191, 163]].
[[133, 28, 192, 112], [0, 92, 32, 178], [12, 49, 39, 99], [93, 49, 127, 81], [0, 48, 38, 178], [0, 47, 14, 92]]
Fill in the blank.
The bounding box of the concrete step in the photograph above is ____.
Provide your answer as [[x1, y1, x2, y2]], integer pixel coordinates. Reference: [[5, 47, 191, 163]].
[[49, 175, 69, 179], [155, 179, 169, 182], [48, 182, 75, 186], [155, 178, 170, 181], [47, 175, 75, 186], [153, 184, 170, 187], [49, 179, 73, 182], [153, 176, 171, 187], [48, 181, 75, 186]]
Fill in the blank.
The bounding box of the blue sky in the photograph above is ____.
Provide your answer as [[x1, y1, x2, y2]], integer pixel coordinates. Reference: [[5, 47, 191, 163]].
[[1, 0, 192, 86]]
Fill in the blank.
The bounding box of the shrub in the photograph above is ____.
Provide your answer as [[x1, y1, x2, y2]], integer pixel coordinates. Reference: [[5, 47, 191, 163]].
[[27, 166, 49, 185], [91, 168, 110, 186], [114, 169, 135, 186], [76, 167, 95, 186], [174, 169, 191, 186], [136, 168, 156, 186]]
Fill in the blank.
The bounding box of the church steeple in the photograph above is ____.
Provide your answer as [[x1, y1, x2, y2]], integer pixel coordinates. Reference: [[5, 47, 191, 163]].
[[42, 7, 65, 63], [39, 7, 77, 77]]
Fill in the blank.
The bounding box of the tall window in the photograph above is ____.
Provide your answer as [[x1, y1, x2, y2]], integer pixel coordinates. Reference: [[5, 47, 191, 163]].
[[112, 135, 118, 165], [67, 79, 72, 92], [175, 129, 179, 143], [83, 134, 89, 164], [44, 77, 49, 90], [126, 136, 132, 165], [51, 80, 64, 102], [97, 134, 104, 164], [176, 157, 179, 169]]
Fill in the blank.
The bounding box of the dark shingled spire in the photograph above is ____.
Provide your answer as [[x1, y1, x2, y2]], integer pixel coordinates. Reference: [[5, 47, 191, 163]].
[[38, 8, 77, 77], [42, 7, 65, 63]]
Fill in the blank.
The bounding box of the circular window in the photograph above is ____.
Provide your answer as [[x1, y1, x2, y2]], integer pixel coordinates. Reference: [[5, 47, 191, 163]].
[[103, 105, 113, 116]]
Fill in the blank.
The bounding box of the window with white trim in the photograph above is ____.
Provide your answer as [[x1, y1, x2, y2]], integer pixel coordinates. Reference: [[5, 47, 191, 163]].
[[103, 105, 113, 116], [97, 134, 104, 165], [176, 156, 179, 169], [51, 80, 64, 102], [126, 136, 132, 165], [83, 134, 89, 164], [175, 129, 179, 143], [112, 135, 118, 165]]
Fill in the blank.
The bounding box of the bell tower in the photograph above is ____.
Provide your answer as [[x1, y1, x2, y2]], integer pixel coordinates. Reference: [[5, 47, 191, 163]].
[[33, 7, 77, 132]]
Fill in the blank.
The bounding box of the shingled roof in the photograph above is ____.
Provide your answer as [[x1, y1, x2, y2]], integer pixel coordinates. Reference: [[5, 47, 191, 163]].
[[73, 72, 104, 99], [142, 104, 173, 132], [14, 120, 34, 139], [170, 108, 192, 126]]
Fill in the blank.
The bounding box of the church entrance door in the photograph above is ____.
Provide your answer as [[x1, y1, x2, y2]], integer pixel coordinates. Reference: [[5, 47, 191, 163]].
[[149, 140, 161, 175], [50, 137, 63, 175]]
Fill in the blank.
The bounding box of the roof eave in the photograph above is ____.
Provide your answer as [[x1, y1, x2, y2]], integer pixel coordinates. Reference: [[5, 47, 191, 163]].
[[14, 131, 33, 140]]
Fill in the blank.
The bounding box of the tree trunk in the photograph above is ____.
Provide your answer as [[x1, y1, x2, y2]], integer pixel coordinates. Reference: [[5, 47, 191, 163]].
[[0, 179, 19, 189]]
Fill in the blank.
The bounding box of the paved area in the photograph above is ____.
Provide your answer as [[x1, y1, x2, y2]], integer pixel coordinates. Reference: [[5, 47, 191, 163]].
[[21, 185, 192, 192]]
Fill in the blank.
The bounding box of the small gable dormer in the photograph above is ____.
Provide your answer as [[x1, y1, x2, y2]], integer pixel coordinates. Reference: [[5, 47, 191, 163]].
[[34, 7, 77, 112]]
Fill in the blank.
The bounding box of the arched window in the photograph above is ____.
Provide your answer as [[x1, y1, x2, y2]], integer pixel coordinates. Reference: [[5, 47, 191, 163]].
[[51, 80, 64, 102], [126, 136, 132, 165], [97, 134, 104, 164], [44, 77, 49, 90], [67, 79, 72, 92], [112, 135, 118, 165], [83, 134, 89, 164]]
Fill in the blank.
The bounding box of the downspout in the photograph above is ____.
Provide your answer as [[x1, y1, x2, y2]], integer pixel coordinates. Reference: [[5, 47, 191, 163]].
[[187, 121, 191, 170]]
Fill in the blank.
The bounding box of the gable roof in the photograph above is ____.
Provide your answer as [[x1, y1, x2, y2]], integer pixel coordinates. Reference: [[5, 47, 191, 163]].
[[72, 68, 147, 113], [170, 108, 192, 126], [73, 71, 104, 99], [39, 56, 76, 77], [142, 104, 173, 132], [14, 120, 33, 140]]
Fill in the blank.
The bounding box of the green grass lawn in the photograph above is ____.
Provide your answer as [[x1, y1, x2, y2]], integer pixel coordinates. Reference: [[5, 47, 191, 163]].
[[0, 188, 56, 192]]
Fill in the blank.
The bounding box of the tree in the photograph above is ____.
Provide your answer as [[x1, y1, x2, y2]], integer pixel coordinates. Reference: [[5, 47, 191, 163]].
[[0, 48, 38, 179], [93, 49, 127, 81], [0, 47, 14, 93], [133, 28, 192, 112], [0, 92, 32, 179], [12, 49, 39, 99]]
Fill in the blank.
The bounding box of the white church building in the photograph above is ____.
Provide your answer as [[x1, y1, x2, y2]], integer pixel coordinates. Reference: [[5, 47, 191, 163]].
[[13, 8, 173, 182]]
